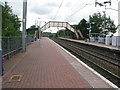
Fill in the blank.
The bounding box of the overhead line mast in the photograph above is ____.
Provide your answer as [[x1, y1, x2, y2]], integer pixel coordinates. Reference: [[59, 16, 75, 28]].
[[22, 0, 27, 52], [95, 0, 111, 9], [95, 0, 111, 34]]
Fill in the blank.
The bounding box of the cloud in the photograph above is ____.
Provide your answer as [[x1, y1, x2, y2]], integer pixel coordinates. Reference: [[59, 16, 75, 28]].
[[30, 2, 58, 15], [44, 2, 58, 7], [7, 0, 119, 31], [7, 2, 22, 17], [30, 6, 51, 15], [64, 2, 72, 7]]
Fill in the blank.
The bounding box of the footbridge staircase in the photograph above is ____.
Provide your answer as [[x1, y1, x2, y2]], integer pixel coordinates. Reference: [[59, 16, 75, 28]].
[[40, 21, 83, 39]]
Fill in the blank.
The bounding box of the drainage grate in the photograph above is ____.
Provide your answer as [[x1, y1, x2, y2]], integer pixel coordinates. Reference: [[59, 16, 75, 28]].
[[9, 75, 22, 82]]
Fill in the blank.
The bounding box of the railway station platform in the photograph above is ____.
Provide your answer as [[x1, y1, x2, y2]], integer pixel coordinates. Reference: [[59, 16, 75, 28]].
[[2, 37, 117, 88], [59, 37, 120, 51]]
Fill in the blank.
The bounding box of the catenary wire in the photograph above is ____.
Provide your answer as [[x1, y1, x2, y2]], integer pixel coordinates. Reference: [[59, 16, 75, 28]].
[[65, 0, 93, 21], [53, 0, 64, 20]]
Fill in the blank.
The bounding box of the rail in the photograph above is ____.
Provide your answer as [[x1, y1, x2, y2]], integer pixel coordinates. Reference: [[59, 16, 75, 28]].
[[51, 37, 120, 87]]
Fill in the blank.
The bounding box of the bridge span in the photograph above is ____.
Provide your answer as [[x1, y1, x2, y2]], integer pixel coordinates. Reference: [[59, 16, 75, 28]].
[[40, 21, 83, 39]]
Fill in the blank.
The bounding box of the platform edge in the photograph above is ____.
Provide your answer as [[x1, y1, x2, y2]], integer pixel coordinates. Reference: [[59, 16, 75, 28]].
[[50, 38, 119, 89]]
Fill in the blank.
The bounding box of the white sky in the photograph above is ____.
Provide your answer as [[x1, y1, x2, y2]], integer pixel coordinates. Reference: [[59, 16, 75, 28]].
[[1, 0, 120, 33]]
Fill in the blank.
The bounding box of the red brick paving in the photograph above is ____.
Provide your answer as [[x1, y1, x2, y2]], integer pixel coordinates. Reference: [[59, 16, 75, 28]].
[[2, 37, 91, 88]]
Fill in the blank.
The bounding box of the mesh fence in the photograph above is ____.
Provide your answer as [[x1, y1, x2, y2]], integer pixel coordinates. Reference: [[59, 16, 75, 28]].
[[2, 35, 34, 56]]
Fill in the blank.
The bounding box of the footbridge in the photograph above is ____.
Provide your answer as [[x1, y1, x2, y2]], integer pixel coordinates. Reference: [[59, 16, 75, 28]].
[[40, 21, 83, 39]]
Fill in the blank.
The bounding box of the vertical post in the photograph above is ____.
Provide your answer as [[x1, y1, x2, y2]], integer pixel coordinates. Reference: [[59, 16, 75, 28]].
[[103, 11, 106, 34], [57, 27, 59, 37], [38, 18, 41, 39], [0, 2, 3, 75], [22, 0, 27, 52], [118, 1, 120, 36], [117, 1, 120, 47], [64, 29, 65, 38], [7, 37, 10, 60]]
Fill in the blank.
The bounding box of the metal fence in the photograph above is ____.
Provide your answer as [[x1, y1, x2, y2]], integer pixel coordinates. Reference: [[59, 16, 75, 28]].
[[89, 33, 106, 44], [2, 35, 34, 57]]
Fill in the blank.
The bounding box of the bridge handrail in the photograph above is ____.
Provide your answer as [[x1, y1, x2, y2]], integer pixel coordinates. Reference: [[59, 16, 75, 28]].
[[40, 21, 83, 39]]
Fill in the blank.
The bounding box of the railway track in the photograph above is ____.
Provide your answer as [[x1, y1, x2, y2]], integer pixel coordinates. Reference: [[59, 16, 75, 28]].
[[51, 38, 120, 88]]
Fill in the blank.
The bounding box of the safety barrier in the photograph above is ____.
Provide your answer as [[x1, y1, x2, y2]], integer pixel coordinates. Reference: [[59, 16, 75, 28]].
[[2, 35, 34, 57]]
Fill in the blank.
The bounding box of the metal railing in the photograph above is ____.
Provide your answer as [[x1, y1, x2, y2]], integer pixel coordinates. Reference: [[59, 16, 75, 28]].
[[2, 35, 34, 57]]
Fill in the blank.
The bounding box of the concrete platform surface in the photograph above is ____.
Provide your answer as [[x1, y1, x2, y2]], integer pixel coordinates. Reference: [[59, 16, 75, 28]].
[[59, 37, 120, 51], [2, 37, 116, 88]]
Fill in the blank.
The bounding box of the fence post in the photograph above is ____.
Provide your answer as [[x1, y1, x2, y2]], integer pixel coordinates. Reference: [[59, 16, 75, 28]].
[[7, 37, 10, 60], [0, 49, 2, 75], [0, 1, 4, 76]]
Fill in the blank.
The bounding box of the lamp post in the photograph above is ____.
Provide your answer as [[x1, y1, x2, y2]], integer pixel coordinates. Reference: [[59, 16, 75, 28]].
[[38, 18, 41, 39], [22, 0, 27, 52], [39, 21, 47, 38]]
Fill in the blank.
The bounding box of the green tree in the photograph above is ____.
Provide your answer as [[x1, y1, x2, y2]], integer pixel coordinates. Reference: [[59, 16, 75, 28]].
[[29, 25, 36, 29], [27, 25, 37, 36], [56, 29, 75, 38], [105, 16, 116, 34], [48, 33, 56, 37], [78, 19, 88, 38], [89, 13, 116, 35], [2, 2, 21, 36], [72, 19, 88, 39]]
